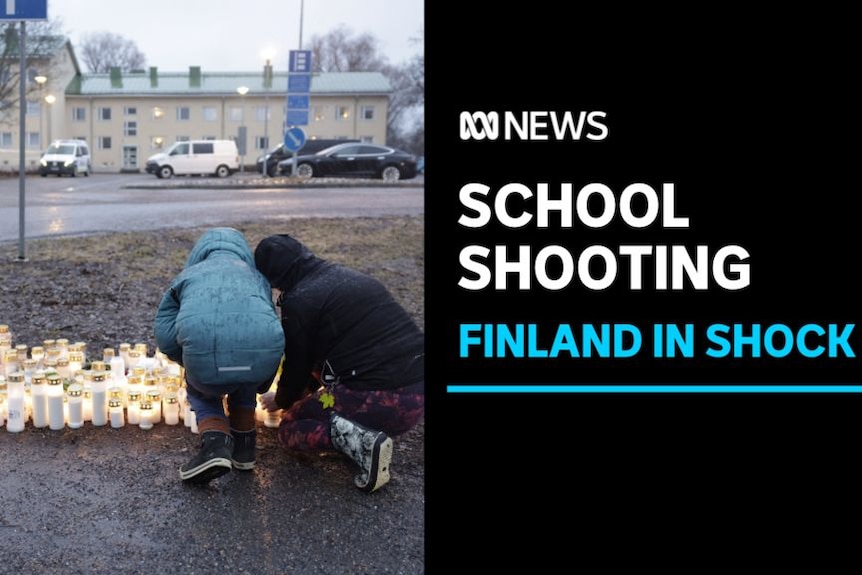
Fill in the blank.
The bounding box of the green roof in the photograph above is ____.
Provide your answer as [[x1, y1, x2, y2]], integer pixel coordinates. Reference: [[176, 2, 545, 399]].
[[66, 70, 392, 96]]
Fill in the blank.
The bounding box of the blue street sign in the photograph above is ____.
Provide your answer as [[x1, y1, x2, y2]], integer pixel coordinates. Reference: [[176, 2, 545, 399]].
[[288, 74, 311, 93], [289, 50, 312, 73], [287, 94, 310, 109], [283, 127, 307, 152], [1, 0, 47, 19], [286, 110, 309, 127]]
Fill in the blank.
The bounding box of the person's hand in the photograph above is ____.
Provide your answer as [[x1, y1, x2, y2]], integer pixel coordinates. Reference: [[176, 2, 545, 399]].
[[259, 391, 279, 411]]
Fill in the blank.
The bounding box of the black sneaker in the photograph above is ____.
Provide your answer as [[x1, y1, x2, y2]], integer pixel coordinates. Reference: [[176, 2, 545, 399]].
[[180, 431, 234, 483], [231, 429, 256, 471]]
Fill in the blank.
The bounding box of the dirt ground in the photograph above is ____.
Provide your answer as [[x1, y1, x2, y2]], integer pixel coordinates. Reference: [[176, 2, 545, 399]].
[[0, 215, 425, 574]]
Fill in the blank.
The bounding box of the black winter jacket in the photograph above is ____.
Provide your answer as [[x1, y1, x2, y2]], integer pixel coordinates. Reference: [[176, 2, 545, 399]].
[[254, 234, 425, 410]]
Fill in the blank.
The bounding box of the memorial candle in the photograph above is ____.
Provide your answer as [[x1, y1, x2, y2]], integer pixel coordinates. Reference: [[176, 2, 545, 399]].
[[67, 383, 84, 429], [163, 392, 180, 425], [46, 374, 65, 430], [30, 372, 48, 428], [91, 372, 108, 426], [109, 399, 124, 428], [5, 372, 25, 432], [139, 400, 154, 430]]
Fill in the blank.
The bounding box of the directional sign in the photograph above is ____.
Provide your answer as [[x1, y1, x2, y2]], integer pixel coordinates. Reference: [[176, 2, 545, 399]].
[[285, 49, 312, 130], [286, 110, 309, 127], [287, 94, 310, 109], [289, 50, 312, 73], [283, 127, 307, 153], [288, 75, 311, 93], [2, 0, 48, 19]]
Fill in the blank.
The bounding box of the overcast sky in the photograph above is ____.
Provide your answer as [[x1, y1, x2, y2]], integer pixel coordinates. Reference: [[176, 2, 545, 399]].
[[46, 0, 424, 72]]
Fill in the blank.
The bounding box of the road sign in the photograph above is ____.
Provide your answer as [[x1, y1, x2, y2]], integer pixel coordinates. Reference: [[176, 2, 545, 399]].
[[285, 49, 312, 129], [287, 94, 309, 109], [283, 127, 307, 152], [286, 110, 309, 127], [2, 0, 47, 19], [289, 50, 312, 73]]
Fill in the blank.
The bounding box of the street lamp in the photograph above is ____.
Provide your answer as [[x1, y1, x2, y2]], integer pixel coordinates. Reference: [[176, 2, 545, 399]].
[[44, 94, 56, 144], [34, 74, 47, 149], [237, 85, 249, 173], [261, 48, 276, 177]]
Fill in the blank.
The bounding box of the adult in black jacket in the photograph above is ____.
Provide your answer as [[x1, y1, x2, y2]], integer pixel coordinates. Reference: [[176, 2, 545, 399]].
[[254, 234, 424, 493]]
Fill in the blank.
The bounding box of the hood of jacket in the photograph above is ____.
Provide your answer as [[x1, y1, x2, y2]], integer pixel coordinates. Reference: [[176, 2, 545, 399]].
[[254, 234, 326, 292], [186, 227, 255, 269]]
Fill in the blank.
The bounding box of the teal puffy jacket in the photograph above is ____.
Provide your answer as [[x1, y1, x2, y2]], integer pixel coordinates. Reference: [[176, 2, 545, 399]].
[[154, 228, 284, 387]]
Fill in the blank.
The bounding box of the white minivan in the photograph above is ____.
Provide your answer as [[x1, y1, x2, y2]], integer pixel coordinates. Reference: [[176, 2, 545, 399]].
[[39, 139, 92, 177], [145, 140, 239, 179]]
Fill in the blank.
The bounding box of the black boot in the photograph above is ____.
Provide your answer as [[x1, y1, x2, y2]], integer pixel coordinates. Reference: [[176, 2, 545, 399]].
[[179, 431, 234, 484], [231, 429, 257, 470], [330, 413, 393, 493]]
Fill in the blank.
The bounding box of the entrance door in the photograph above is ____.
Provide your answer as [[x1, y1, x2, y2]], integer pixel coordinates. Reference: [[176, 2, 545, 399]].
[[123, 145, 138, 171]]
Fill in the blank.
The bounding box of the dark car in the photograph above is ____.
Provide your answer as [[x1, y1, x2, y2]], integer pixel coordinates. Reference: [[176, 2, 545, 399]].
[[278, 143, 418, 181], [257, 139, 359, 176]]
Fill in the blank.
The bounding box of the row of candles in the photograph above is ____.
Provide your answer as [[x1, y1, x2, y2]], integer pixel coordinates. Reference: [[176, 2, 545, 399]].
[[0, 324, 282, 433]]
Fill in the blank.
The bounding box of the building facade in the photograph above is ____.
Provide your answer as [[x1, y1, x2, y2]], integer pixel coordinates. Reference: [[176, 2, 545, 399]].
[[63, 65, 392, 172]]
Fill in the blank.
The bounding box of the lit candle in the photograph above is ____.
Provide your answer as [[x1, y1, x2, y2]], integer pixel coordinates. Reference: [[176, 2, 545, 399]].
[[163, 392, 180, 425], [0, 376, 6, 427], [139, 400, 154, 430], [126, 390, 141, 425], [73, 342, 88, 362], [91, 372, 108, 426], [182, 396, 192, 426], [42, 339, 56, 352], [30, 371, 49, 428], [265, 408, 282, 429], [146, 389, 162, 423], [188, 408, 198, 434], [15, 343, 28, 363], [109, 386, 125, 406], [67, 352, 84, 378], [56, 338, 70, 358], [109, 353, 128, 390], [67, 383, 84, 429], [55, 357, 70, 381], [5, 372, 25, 432], [109, 399, 125, 428], [30, 345, 45, 368], [103, 347, 115, 364], [126, 350, 141, 372], [3, 349, 18, 377], [21, 358, 37, 385], [46, 374, 65, 430]]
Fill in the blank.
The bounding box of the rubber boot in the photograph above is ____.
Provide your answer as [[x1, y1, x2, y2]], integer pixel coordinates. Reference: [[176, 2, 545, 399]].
[[330, 413, 393, 493], [229, 407, 257, 471], [179, 416, 233, 484]]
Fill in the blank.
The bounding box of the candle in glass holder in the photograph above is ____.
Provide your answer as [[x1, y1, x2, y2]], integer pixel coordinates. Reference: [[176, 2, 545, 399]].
[[67, 383, 84, 429], [30, 345, 45, 368], [118, 343, 131, 368], [163, 392, 180, 425], [91, 372, 108, 426], [188, 408, 198, 434], [15, 343, 28, 363], [31, 371, 49, 428], [5, 372, 25, 432], [3, 349, 18, 377], [126, 390, 141, 425], [108, 386, 125, 406], [56, 338, 70, 358], [183, 396, 193, 426], [46, 373, 65, 430], [22, 358, 37, 385], [139, 400, 154, 430], [146, 389, 162, 423], [56, 357, 71, 381], [264, 408, 282, 429], [73, 342, 87, 362], [103, 347, 115, 364], [0, 377, 6, 427], [126, 350, 141, 373], [67, 351, 84, 379], [109, 399, 125, 428]]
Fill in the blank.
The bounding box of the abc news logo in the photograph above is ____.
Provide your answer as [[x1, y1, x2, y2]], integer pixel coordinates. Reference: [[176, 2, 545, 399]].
[[459, 111, 608, 141]]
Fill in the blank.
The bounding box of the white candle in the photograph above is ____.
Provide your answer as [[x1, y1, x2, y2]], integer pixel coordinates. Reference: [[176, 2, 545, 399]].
[[31, 372, 49, 428], [139, 401, 154, 430], [67, 351, 84, 379], [146, 389, 162, 423], [188, 409, 198, 433], [264, 408, 282, 429], [46, 375, 65, 430], [30, 346, 45, 369], [163, 393, 180, 425], [126, 390, 141, 425], [67, 383, 84, 429], [91, 372, 108, 426], [5, 372, 26, 432], [109, 399, 124, 428]]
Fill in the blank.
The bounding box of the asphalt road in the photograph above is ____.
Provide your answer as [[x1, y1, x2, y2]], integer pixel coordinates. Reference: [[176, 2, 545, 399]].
[[0, 172, 425, 243]]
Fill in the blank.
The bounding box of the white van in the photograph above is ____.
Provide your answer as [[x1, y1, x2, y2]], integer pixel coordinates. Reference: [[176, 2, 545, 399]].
[[145, 140, 239, 179], [39, 140, 92, 177]]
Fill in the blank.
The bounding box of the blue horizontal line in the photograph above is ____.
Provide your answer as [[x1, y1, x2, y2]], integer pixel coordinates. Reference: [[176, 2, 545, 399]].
[[447, 385, 862, 393]]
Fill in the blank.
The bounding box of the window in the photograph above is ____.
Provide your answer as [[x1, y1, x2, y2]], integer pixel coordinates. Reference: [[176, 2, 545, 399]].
[[192, 142, 214, 154], [230, 107, 243, 122], [176, 136, 190, 142], [335, 106, 350, 121], [0, 132, 12, 148], [361, 136, 374, 143], [203, 106, 218, 121], [202, 136, 217, 141], [124, 106, 137, 116], [152, 107, 165, 120], [170, 143, 190, 156], [124, 121, 138, 136], [313, 107, 326, 122], [27, 132, 41, 148], [256, 106, 269, 122], [255, 136, 269, 150], [26, 100, 40, 116], [177, 107, 191, 121], [99, 107, 112, 121], [72, 107, 86, 122], [360, 106, 375, 120], [98, 136, 112, 149]]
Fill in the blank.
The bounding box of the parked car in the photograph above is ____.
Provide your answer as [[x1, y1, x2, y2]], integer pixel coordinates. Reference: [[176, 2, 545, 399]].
[[145, 140, 239, 179], [257, 139, 359, 176], [277, 143, 418, 181], [39, 140, 92, 177]]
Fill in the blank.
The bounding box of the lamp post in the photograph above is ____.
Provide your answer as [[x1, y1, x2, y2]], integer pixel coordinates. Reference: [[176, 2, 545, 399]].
[[34, 74, 47, 150], [44, 94, 56, 144], [261, 48, 276, 177], [237, 86, 249, 173]]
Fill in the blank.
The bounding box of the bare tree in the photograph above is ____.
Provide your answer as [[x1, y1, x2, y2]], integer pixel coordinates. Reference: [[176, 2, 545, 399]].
[[308, 25, 389, 73], [0, 19, 66, 121], [79, 31, 146, 73]]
